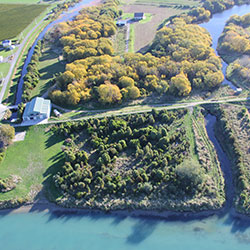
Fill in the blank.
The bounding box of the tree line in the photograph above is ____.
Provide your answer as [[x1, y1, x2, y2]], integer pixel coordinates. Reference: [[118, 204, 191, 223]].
[[47, 0, 226, 106], [22, 40, 43, 102]]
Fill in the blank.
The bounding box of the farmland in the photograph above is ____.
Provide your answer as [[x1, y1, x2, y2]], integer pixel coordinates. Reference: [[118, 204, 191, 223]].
[[121, 4, 183, 51], [0, 0, 52, 3], [127, 0, 200, 7], [0, 4, 48, 41]]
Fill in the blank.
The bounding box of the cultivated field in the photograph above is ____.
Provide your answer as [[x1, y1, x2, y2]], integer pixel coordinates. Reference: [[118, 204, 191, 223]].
[[121, 5, 183, 51], [127, 0, 200, 7], [0, 4, 48, 40], [0, 0, 53, 3]]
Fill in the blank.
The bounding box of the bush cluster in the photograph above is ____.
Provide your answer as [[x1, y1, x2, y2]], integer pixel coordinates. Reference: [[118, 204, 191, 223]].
[[51, 109, 212, 208]]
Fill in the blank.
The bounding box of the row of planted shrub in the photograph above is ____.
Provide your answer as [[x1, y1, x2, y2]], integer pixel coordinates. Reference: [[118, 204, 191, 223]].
[[22, 40, 43, 102]]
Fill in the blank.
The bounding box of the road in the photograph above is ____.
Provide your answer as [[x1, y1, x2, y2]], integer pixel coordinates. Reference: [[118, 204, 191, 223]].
[[11, 95, 250, 127], [0, 15, 49, 104]]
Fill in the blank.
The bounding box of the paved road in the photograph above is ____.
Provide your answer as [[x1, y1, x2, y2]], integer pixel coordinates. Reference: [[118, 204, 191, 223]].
[[0, 15, 49, 104]]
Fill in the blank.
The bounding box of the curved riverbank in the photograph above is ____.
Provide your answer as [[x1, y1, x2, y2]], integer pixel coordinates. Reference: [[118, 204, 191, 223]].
[[15, 0, 102, 105]]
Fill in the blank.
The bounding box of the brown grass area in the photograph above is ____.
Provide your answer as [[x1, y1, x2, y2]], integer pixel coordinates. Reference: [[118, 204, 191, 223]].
[[121, 5, 183, 51]]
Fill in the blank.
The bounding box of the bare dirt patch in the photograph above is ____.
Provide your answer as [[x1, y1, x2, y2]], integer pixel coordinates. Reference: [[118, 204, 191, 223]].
[[121, 5, 183, 51], [13, 131, 26, 142]]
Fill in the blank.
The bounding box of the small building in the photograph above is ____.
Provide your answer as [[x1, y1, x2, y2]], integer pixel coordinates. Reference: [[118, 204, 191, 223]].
[[53, 109, 61, 117], [22, 97, 51, 122], [236, 88, 242, 93], [116, 20, 126, 26], [2, 40, 12, 48], [134, 13, 145, 21], [0, 56, 3, 63], [9, 45, 15, 50]]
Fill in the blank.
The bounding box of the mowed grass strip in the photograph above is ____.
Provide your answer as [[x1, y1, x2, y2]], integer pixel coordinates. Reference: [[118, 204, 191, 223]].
[[29, 49, 65, 99], [0, 126, 64, 201], [0, 4, 48, 40]]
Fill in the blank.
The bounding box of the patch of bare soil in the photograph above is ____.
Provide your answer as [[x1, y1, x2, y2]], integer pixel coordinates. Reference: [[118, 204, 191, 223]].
[[121, 4, 182, 51]]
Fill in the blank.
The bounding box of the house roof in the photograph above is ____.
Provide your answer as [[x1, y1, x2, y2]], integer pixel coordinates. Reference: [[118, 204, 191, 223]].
[[23, 97, 51, 118], [134, 13, 144, 18], [116, 20, 126, 24], [2, 40, 11, 44]]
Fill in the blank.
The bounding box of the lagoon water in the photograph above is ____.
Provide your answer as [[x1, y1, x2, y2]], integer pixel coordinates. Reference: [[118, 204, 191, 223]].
[[0, 211, 250, 250], [3, 1, 250, 249]]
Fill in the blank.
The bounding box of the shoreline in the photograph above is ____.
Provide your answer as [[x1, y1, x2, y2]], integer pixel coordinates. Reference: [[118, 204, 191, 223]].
[[1, 201, 250, 222]]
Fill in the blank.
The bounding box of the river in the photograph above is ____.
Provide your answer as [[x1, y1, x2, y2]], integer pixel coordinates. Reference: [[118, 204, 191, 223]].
[[200, 4, 250, 90], [15, 0, 95, 105], [3, 2, 250, 250]]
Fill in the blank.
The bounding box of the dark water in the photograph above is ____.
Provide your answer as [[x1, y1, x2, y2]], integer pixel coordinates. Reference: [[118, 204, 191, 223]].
[[205, 114, 233, 210]]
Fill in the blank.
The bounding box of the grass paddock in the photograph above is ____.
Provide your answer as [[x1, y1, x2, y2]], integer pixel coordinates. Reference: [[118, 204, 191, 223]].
[[0, 4, 48, 40], [0, 126, 64, 201]]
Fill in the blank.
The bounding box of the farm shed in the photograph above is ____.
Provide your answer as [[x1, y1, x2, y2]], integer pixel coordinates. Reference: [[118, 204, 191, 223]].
[[134, 13, 144, 20], [23, 97, 51, 122]]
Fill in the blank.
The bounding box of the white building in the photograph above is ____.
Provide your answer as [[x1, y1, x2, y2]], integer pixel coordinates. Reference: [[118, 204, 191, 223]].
[[22, 97, 51, 122], [2, 40, 12, 48]]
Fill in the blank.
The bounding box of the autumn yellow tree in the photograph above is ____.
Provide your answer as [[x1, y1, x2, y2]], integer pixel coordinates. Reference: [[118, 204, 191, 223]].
[[170, 73, 191, 96], [98, 81, 122, 104]]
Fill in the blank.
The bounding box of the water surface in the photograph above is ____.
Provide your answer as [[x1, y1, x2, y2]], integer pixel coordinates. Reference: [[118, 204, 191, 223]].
[[0, 211, 250, 250], [200, 5, 250, 90]]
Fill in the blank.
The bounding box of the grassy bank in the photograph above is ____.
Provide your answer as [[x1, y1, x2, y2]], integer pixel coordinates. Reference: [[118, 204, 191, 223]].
[[29, 48, 65, 99]]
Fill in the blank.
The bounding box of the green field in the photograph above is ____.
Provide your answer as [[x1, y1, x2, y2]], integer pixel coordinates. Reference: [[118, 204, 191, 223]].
[[0, 4, 48, 41], [0, 0, 52, 3], [29, 49, 65, 99], [0, 63, 10, 77], [0, 126, 64, 201]]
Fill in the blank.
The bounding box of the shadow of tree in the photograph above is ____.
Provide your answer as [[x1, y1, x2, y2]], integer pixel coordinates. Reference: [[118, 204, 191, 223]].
[[126, 219, 158, 245]]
